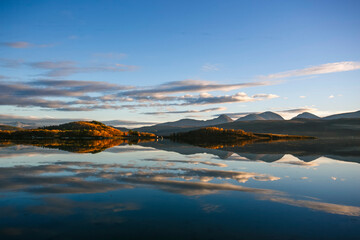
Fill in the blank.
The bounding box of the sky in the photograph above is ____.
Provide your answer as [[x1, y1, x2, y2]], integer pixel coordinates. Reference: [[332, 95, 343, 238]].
[[1, 0, 360, 125]]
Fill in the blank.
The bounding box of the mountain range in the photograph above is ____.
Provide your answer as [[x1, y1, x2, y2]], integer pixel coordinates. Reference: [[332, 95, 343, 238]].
[[134, 110, 360, 138], [136, 110, 359, 131], [1, 110, 359, 133], [156, 114, 233, 127]]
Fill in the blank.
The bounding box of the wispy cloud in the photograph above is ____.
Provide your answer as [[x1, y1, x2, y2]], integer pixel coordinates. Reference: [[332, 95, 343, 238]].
[[0, 114, 156, 127], [1, 80, 130, 98], [0, 80, 134, 111], [277, 107, 317, 113], [1, 41, 53, 48], [181, 92, 278, 105], [1, 41, 30, 48], [202, 63, 220, 72], [28, 61, 138, 77], [0, 79, 279, 111], [30, 79, 133, 92], [121, 80, 272, 98], [0, 58, 138, 77], [260, 61, 360, 79], [0, 58, 24, 68], [143, 107, 227, 115]]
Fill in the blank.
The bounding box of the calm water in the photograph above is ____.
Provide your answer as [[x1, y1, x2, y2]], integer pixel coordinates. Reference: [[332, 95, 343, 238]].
[[0, 140, 359, 240]]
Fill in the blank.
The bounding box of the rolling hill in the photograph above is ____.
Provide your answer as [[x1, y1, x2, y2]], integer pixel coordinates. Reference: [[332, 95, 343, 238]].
[[0, 121, 156, 140]]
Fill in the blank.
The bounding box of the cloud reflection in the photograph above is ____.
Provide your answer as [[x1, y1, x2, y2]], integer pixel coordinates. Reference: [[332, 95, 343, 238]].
[[0, 142, 359, 218], [0, 161, 280, 196], [261, 196, 360, 216]]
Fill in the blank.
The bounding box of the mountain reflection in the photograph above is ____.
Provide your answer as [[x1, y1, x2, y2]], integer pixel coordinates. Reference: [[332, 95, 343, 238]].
[[1, 139, 360, 164], [1, 138, 360, 169], [139, 139, 360, 163]]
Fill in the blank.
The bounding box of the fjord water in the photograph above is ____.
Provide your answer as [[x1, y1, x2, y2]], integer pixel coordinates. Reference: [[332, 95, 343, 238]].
[[0, 140, 359, 240]]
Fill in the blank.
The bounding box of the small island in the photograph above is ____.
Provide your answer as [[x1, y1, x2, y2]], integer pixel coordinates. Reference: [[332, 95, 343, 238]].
[[0, 121, 156, 140], [169, 127, 315, 148]]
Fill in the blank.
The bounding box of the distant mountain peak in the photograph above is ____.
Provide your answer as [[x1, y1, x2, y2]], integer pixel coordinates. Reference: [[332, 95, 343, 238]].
[[260, 111, 284, 119], [236, 111, 284, 121], [217, 114, 233, 121], [292, 112, 320, 120]]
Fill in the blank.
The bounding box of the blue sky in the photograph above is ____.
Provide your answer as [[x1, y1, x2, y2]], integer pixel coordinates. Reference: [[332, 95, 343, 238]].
[[0, 0, 359, 124]]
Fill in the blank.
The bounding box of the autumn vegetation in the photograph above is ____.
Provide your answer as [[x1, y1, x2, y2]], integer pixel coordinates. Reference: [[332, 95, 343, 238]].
[[0, 121, 156, 140]]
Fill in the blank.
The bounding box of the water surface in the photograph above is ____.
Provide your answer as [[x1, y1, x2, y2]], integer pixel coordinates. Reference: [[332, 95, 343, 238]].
[[0, 139, 359, 239]]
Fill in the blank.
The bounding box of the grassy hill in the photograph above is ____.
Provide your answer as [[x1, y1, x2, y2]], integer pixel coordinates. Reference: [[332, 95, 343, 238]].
[[0, 121, 156, 140]]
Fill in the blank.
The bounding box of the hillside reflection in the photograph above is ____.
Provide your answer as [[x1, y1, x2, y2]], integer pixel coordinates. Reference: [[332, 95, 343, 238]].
[[169, 136, 305, 149], [0, 138, 155, 154]]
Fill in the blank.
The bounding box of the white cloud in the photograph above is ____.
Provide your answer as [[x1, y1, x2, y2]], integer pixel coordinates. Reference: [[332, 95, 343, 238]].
[[253, 93, 279, 99], [182, 92, 279, 105], [260, 61, 360, 79], [329, 95, 335, 99], [202, 63, 219, 72], [300, 96, 306, 98]]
